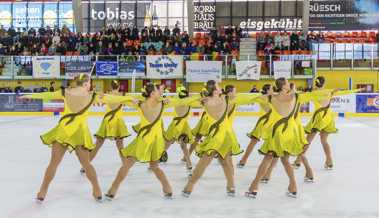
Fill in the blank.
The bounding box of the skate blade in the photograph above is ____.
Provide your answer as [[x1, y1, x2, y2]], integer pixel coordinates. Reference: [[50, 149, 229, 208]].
[[182, 191, 191, 198], [286, 192, 297, 198], [245, 192, 257, 199]]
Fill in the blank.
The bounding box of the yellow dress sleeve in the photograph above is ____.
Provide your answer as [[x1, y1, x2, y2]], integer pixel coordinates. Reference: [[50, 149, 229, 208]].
[[103, 94, 138, 108], [298, 92, 331, 103], [231, 93, 263, 105], [164, 94, 201, 108], [23, 90, 64, 100]]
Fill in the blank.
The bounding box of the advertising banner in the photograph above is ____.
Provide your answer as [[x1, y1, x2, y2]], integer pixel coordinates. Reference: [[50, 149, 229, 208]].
[[0, 94, 43, 112], [65, 61, 93, 78], [186, 61, 222, 83], [118, 58, 145, 77], [96, 61, 118, 76], [32, 56, 60, 78], [273, 61, 292, 79], [309, 0, 379, 30], [356, 94, 379, 113], [146, 55, 183, 79], [194, 2, 215, 32], [330, 94, 356, 113], [236, 61, 261, 80]]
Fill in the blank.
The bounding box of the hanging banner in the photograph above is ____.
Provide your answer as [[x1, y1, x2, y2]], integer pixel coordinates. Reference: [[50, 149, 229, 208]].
[[146, 55, 183, 79], [236, 61, 261, 80], [194, 2, 215, 32], [32, 56, 60, 78], [186, 61, 222, 83], [65, 61, 93, 78], [96, 61, 118, 76], [273, 61, 292, 79]]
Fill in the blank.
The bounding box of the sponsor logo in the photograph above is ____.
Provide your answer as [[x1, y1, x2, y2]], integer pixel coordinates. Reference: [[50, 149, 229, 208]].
[[91, 8, 135, 20], [149, 56, 178, 76], [240, 18, 302, 31], [367, 96, 379, 109]]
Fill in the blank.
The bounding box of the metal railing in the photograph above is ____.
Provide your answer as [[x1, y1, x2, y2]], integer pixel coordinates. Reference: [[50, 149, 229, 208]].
[[312, 43, 379, 69]]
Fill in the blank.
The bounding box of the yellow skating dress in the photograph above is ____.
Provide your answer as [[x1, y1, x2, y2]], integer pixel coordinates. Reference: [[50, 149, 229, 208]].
[[196, 94, 261, 159], [258, 93, 330, 157], [191, 110, 211, 137], [247, 98, 273, 141], [25, 89, 98, 152], [104, 95, 200, 162], [304, 89, 359, 134], [95, 95, 131, 140], [165, 100, 199, 144]]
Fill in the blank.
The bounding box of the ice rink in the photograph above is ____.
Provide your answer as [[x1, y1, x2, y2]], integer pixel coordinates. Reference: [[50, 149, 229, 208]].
[[1, 115, 379, 218]]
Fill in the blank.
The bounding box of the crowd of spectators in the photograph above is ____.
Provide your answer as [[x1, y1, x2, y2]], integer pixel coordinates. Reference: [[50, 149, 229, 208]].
[[0, 24, 241, 59]]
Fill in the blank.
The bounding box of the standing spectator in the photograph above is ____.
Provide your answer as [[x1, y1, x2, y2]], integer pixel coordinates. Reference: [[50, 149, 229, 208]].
[[49, 81, 55, 92]]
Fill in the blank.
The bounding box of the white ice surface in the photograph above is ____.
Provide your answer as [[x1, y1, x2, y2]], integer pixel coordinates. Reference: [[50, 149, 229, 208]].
[[1, 115, 379, 218]]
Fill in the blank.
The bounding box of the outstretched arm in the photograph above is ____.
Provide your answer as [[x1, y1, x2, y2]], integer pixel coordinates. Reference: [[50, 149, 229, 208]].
[[103, 94, 139, 108], [20, 90, 64, 100], [164, 94, 202, 108], [298, 92, 331, 103], [332, 88, 362, 97], [231, 93, 263, 105]]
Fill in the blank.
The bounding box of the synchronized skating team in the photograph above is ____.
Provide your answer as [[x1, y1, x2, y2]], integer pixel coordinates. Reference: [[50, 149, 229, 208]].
[[21, 73, 361, 202]]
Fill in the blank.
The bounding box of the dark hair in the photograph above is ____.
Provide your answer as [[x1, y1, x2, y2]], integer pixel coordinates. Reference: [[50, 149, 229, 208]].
[[142, 82, 156, 98], [74, 73, 90, 87], [315, 76, 325, 88], [204, 80, 217, 97], [223, 85, 235, 95], [111, 80, 120, 90], [261, 84, 272, 95], [275, 77, 286, 92]]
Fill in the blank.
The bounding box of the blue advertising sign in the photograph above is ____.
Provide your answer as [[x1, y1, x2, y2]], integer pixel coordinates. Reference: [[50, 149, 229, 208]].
[[65, 61, 93, 74], [95, 61, 118, 76], [119, 61, 145, 76], [356, 94, 379, 113]]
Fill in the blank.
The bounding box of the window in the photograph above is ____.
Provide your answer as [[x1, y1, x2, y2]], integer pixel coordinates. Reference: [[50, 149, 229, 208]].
[[0, 3, 12, 29], [44, 3, 58, 28]]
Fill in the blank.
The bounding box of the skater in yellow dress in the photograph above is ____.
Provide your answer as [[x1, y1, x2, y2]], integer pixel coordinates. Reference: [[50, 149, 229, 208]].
[[83, 80, 131, 172], [103, 83, 200, 199], [165, 85, 199, 171], [182, 80, 261, 197], [245, 77, 332, 199], [20, 74, 102, 202], [292, 76, 362, 177], [185, 88, 212, 160]]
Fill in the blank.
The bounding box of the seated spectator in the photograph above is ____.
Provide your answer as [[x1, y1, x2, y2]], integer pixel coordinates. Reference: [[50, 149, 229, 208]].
[[250, 85, 258, 93]]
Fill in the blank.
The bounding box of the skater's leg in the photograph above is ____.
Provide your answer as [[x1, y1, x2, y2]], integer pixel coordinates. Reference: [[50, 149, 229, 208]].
[[248, 154, 274, 192], [219, 155, 235, 191], [89, 137, 105, 162], [37, 142, 67, 199], [281, 155, 297, 193], [115, 138, 124, 161], [107, 157, 136, 197], [180, 140, 192, 169], [238, 138, 258, 166], [262, 157, 279, 180], [294, 132, 316, 166], [149, 161, 172, 194], [320, 132, 333, 167], [183, 154, 213, 193], [75, 146, 102, 199]]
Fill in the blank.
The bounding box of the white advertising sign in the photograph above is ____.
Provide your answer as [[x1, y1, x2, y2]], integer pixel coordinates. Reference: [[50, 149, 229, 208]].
[[273, 61, 292, 79], [186, 61, 222, 83], [236, 61, 261, 80], [146, 55, 183, 79], [32, 56, 60, 78]]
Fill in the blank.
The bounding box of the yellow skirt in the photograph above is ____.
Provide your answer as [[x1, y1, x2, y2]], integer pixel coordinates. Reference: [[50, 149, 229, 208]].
[[41, 123, 95, 152], [304, 110, 338, 134], [259, 120, 307, 157], [165, 119, 194, 144], [95, 117, 131, 140], [122, 123, 166, 163], [196, 121, 242, 159], [191, 113, 211, 137]]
